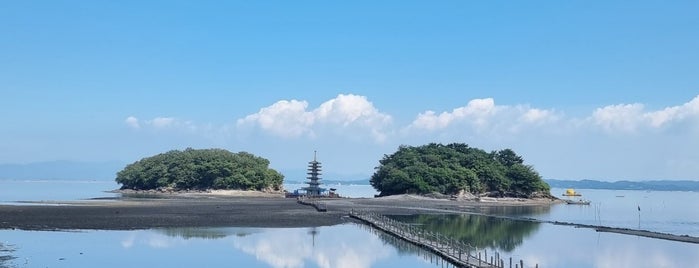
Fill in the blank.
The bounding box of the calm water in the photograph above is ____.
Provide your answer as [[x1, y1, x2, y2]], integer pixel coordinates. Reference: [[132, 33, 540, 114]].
[[2, 181, 699, 267], [0, 224, 455, 268], [536, 188, 699, 237], [0, 180, 118, 204], [391, 214, 699, 268]]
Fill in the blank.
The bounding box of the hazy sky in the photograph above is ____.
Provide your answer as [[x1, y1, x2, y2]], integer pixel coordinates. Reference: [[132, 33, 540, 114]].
[[2, 1, 698, 180]]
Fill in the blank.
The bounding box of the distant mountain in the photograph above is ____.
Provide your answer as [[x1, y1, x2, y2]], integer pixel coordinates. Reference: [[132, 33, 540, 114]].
[[278, 168, 371, 182], [0, 161, 125, 180], [545, 179, 699, 192], [284, 179, 370, 185]]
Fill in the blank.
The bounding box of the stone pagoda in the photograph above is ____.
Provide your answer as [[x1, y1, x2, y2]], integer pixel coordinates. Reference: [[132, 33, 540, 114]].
[[302, 151, 324, 196]]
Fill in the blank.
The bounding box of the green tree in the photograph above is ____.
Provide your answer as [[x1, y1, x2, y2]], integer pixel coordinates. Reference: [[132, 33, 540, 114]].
[[370, 143, 550, 197], [116, 148, 283, 191]]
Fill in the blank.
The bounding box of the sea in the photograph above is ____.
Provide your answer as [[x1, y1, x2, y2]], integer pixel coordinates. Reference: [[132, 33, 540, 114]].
[[1, 180, 698, 268]]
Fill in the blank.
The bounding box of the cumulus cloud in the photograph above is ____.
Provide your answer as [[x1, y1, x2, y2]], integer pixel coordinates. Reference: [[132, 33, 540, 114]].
[[591, 103, 645, 133], [125, 116, 140, 129], [590, 95, 699, 133], [237, 100, 315, 139], [520, 108, 557, 124], [126, 94, 699, 144], [148, 117, 177, 128], [410, 98, 498, 131], [124, 116, 197, 131], [645, 95, 699, 128], [408, 98, 559, 135], [237, 94, 392, 142], [408, 95, 699, 136]]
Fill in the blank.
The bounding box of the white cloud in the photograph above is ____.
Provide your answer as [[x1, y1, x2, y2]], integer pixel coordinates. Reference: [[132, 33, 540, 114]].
[[591, 103, 645, 133], [124, 116, 198, 132], [237, 100, 315, 139], [125, 116, 140, 129], [520, 108, 557, 124], [410, 98, 498, 131], [149, 117, 177, 128], [645, 95, 699, 128], [236, 94, 392, 142], [407, 95, 699, 137], [408, 98, 559, 135], [590, 95, 699, 133]]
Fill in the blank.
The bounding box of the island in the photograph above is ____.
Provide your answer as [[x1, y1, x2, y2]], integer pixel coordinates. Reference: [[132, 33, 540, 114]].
[[4, 146, 694, 246], [115, 148, 284, 192], [371, 143, 551, 198]]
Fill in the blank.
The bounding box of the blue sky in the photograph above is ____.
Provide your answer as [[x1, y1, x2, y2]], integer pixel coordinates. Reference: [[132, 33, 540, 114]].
[[1, 1, 698, 180]]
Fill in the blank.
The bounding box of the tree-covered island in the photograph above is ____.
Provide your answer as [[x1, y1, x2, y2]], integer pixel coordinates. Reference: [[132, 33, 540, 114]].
[[371, 143, 551, 198], [116, 148, 283, 191]]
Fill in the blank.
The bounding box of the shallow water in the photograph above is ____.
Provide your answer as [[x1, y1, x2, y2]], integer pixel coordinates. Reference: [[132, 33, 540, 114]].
[[534, 188, 699, 237], [0, 224, 458, 268], [391, 213, 699, 268], [3, 181, 699, 267]]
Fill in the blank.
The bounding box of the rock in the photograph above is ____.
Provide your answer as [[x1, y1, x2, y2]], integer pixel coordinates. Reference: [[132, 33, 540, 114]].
[[452, 190, 477, 201]]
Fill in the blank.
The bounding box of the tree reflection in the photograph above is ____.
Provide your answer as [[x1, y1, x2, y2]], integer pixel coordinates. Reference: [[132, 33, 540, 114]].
[[156, 227, 261, 240], [389, 214, 540, 252], [476, 204, 552, 216]]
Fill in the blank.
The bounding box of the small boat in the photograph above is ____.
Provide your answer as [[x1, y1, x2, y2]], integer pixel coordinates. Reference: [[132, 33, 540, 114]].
[[565, 199, 591, 205]]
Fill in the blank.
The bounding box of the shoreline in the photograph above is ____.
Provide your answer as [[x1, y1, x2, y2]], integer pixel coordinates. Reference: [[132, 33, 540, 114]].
[[0, 194, 697, 244], [114, 188, 286, 198]]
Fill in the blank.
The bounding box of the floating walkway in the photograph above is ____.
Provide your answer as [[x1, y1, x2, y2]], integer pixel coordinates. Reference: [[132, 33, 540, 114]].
[[350, 210, 537, 268]]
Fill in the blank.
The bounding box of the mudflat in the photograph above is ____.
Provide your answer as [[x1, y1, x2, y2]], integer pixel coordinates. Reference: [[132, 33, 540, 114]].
[[4, 194, 696, 244], [0, 194, 558, 231]]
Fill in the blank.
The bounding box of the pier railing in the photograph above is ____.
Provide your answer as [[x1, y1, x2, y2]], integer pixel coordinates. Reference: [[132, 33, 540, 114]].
[[350, 209, 537, 268]]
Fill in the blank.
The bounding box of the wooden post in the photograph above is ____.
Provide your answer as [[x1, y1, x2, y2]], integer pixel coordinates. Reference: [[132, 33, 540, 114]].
[[510, 257, 512, 268], [520, 259, 524, 268]]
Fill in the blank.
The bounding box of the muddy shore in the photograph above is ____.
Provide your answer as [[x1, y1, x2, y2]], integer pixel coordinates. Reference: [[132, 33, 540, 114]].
[[0, 194, 556, 230], [1, 194, 696, 244]]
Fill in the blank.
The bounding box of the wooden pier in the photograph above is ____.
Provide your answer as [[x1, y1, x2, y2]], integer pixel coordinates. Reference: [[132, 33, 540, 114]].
[[350, 210, 537, 268]]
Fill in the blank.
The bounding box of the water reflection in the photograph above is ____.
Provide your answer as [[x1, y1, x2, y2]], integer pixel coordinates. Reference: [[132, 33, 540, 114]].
[[230, 226, 397, 268], [155, 227, 262, 239], [389, 214, 540, 252], [3, 221, 699, 268], [475, 204, 552, 217], [114, 225, 444, 268], [0, 242, 16, 268]]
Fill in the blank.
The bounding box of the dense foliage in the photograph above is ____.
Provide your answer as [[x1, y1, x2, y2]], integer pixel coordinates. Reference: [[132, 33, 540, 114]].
[[370, 143, 550, 197], [116, 148, 283, 191]]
